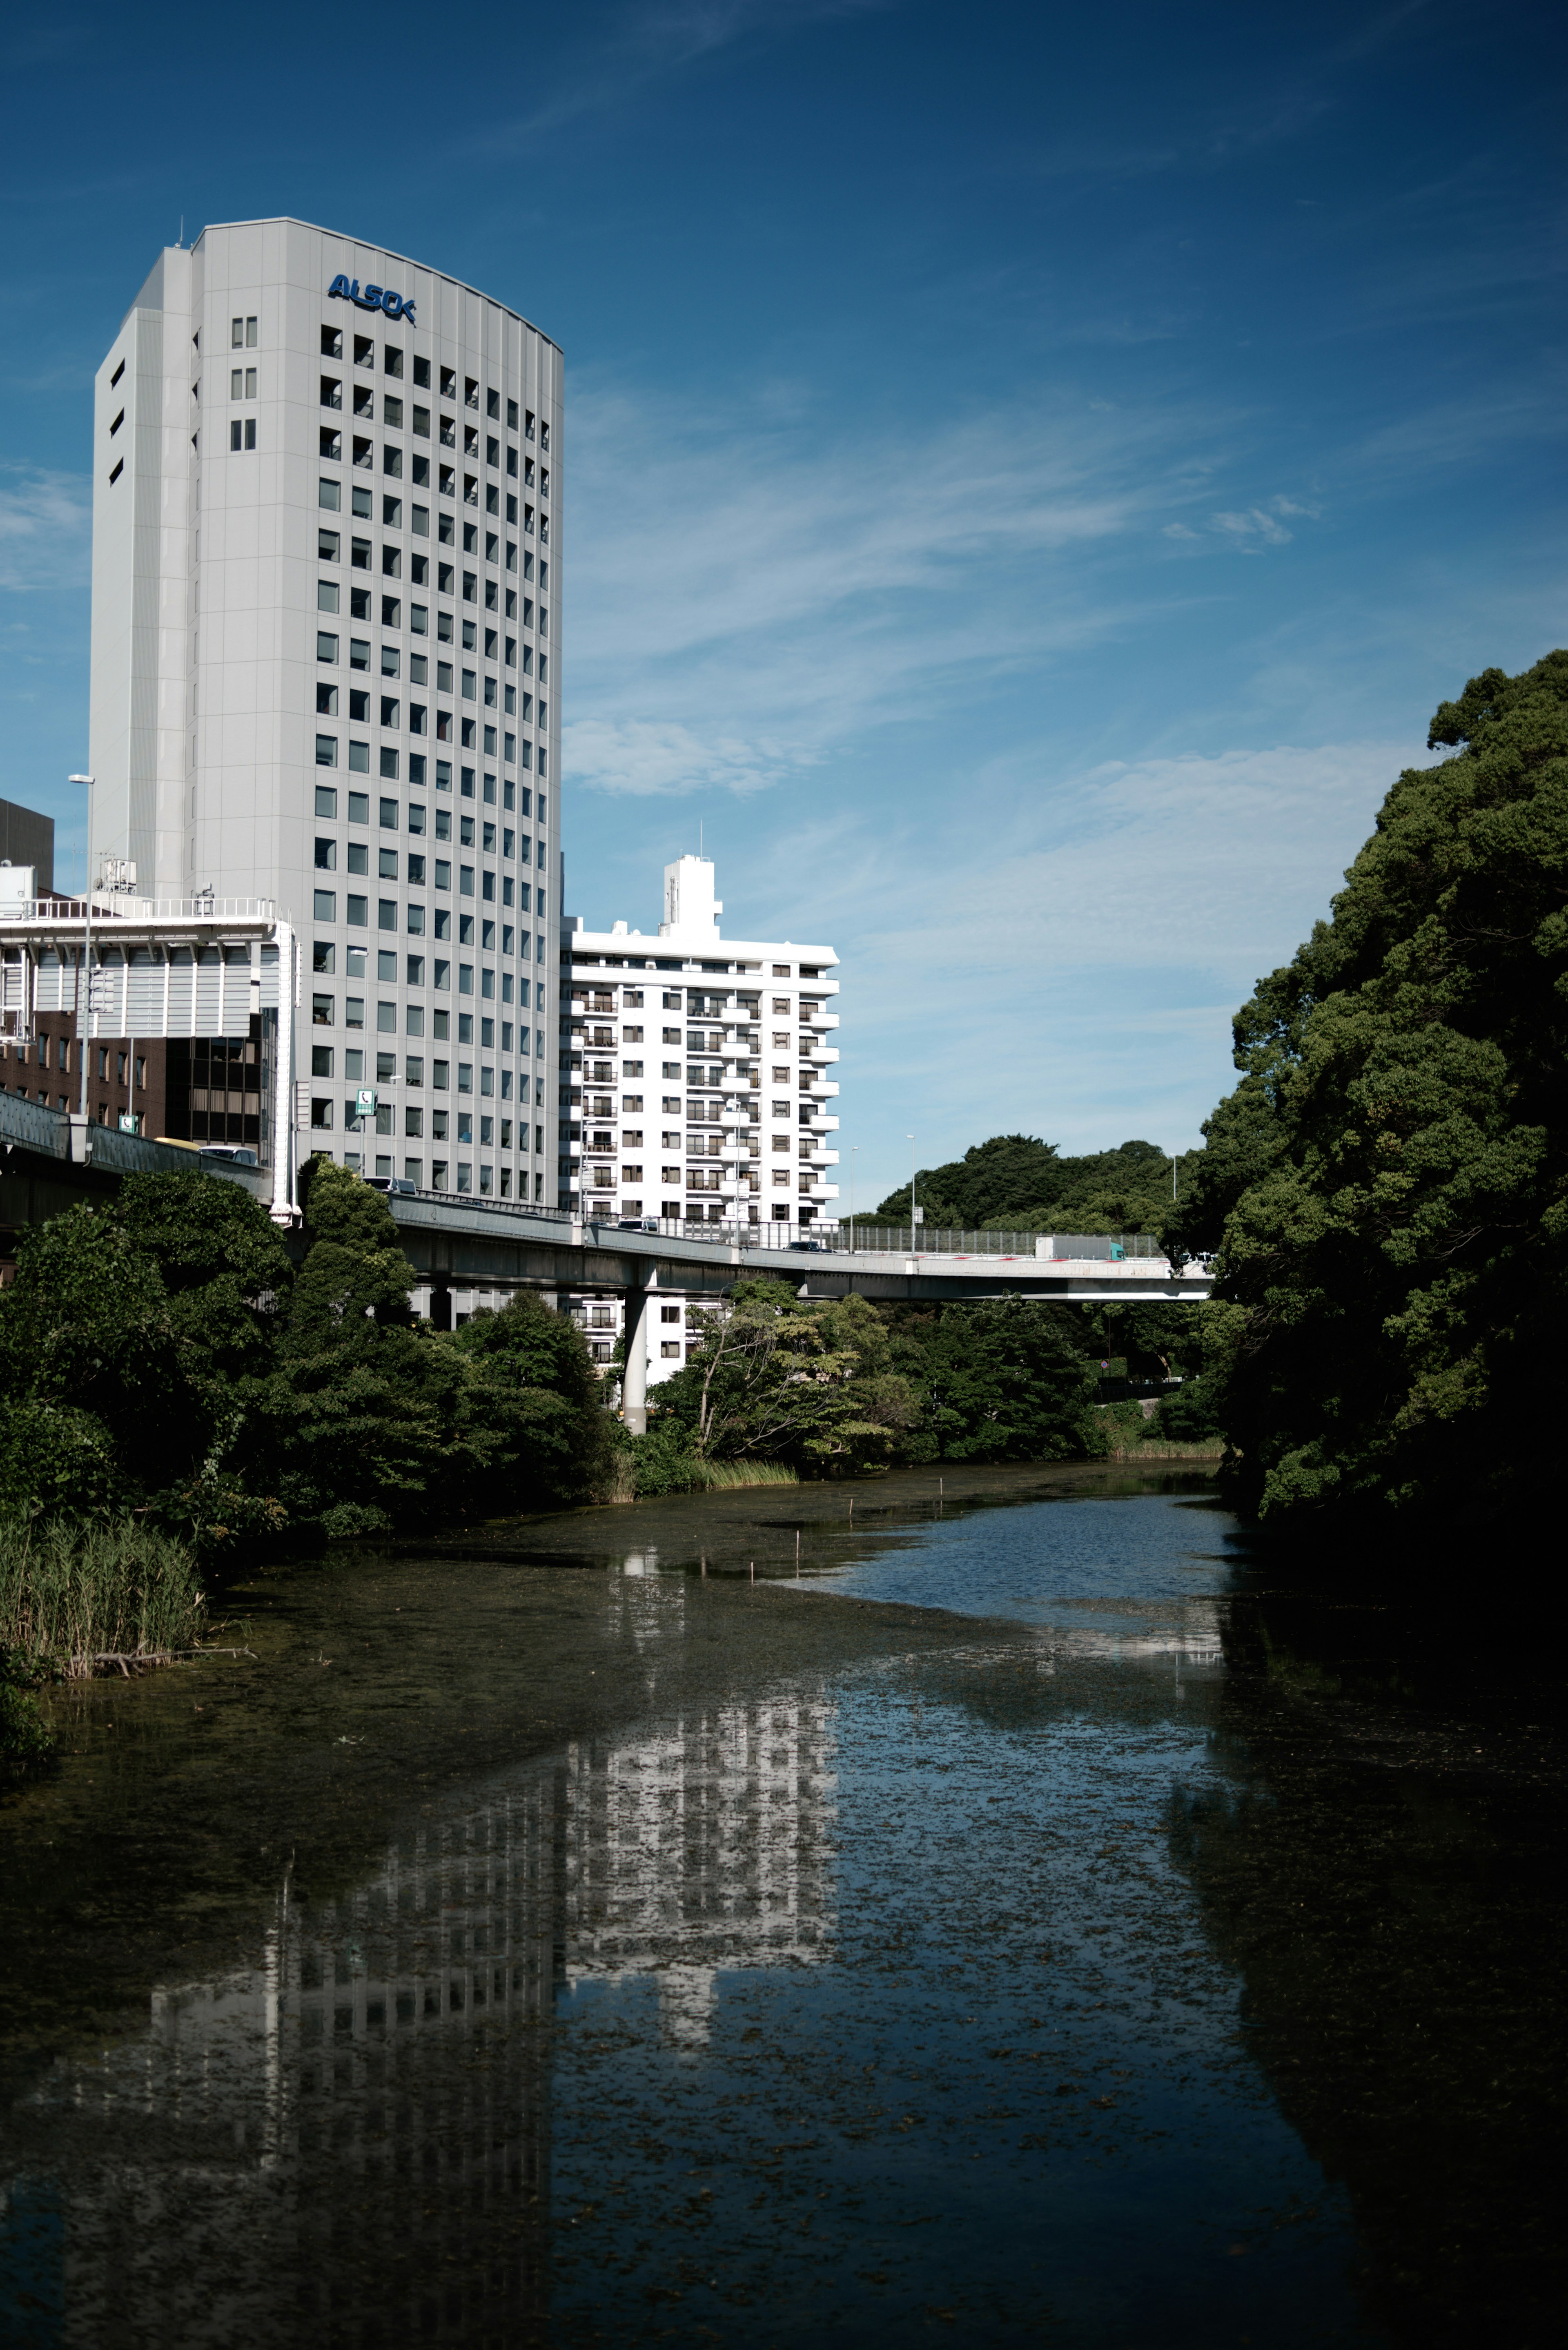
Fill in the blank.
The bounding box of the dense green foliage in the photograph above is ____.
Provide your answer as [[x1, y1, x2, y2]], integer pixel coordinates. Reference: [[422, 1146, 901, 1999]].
[[871, 1133, 1192, 1233], [1165, 649, 1568, 1531], [643, 1281, 1124, 1475], [0, 1161, 613, 1547]]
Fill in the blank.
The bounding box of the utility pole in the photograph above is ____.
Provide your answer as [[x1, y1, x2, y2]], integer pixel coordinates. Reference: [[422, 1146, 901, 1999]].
[[908, 1133, 917, 1244]]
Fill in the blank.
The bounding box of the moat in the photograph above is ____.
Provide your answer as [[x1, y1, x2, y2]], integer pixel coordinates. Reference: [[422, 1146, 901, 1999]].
[[0, 1466, 1560, 2347]]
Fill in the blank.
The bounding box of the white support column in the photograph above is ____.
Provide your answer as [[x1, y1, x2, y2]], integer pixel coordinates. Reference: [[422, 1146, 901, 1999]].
[[622, 1270, 654, 1435]]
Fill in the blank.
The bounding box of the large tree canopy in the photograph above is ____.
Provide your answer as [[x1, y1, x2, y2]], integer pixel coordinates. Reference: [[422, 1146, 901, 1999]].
[[1165, 649, 1568, 1534], [0, 1162, 615, 1541], [873, 1133, 1187, 1233]]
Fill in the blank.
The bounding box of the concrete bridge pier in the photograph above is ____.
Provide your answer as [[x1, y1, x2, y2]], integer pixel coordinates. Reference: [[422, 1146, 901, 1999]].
[[621, 1269, 655, 1436]]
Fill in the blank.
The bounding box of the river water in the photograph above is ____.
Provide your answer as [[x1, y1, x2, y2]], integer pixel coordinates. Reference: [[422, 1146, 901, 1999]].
[[0, 1465, 1560, 2348]]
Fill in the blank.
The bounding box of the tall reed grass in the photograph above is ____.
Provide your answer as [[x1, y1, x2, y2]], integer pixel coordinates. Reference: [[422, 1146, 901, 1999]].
[[0, 1517, 207, 1674], [688, 1460, 800, 1490]]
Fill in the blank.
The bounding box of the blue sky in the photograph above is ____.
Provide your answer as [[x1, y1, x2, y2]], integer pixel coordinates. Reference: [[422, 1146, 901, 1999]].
[[2, 0, 1563, 1205]]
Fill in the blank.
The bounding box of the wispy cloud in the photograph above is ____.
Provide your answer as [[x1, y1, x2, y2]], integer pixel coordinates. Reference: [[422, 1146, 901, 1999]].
[[564, 379, 1232, 795], [663, 736, 1425, 1162], [0, 464, 91, 590], [744, 739, 1419, 995], [564, 715, 818, 797], [1209, 506, 1296, 546], [490, 0, 893, 139]]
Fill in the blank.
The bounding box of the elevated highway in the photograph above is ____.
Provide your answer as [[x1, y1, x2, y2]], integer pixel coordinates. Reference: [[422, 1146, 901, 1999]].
[[0, 1091, 1209, 1431]]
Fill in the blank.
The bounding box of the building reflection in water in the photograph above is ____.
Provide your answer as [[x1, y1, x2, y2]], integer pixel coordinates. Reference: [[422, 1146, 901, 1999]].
[[5, 1563, 837, 2347], [568, 1556, 836, 2045]]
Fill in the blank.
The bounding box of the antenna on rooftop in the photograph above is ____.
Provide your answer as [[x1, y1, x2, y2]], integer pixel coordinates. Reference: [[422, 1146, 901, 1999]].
[[177, 216, 184, 249]]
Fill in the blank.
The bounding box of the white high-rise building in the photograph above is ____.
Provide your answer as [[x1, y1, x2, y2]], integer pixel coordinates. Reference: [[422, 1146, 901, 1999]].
[[559, 854, 840, 1378], [89, 218, 561, 1199]]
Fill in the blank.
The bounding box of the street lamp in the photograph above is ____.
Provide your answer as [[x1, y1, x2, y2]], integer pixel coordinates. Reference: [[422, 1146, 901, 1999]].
[[849, 1144, 858, 1253], [69, 774, 94, 1118], [907, 1133, 917, 1244]]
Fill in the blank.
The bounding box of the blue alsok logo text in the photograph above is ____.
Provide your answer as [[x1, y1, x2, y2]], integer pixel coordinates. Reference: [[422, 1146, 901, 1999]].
[[328, 274, 416, 324]]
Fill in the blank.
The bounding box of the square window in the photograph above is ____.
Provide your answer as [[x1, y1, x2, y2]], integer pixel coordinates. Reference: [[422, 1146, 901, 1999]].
[[314, 889, 336, 922], [315, 734, 338, 767]]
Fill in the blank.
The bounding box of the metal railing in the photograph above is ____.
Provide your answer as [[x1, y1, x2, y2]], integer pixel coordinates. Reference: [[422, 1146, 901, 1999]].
[[0, 896, 277, 926], [823, 1227, 1169, 1258]]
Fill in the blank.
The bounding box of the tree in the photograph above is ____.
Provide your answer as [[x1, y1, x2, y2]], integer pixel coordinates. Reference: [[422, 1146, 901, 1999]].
[[654, 1280, 920, 1472], [262, 1159, 494, 1531], [1165, 648, 1568, 1533], [871, 1135, 1189, 1233], [919, 1298, 1103, 1461], [451, 1291, 618, 1505], [0, 1175, 295, 1507]]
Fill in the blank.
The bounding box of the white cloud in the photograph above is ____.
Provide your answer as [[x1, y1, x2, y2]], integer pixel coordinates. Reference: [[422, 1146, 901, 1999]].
[[563, 715, 818, 797], [0, 464, 91, 590], [1210, 506, 1294, 546], [564, 379, 1221, 796]]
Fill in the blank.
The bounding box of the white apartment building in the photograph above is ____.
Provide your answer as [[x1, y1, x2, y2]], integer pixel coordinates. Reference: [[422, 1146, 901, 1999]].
[[89, 218, 560, 1199], [560, 854, 840, 1376]]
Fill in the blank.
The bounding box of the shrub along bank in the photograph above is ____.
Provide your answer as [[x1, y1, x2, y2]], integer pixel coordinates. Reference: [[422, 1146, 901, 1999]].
[[0, 1158, 615, 1550], [0, 1160, 616, 1757]]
